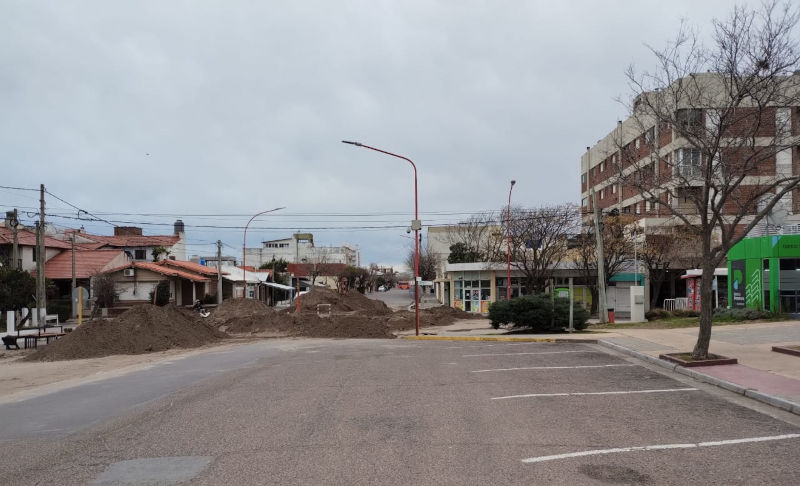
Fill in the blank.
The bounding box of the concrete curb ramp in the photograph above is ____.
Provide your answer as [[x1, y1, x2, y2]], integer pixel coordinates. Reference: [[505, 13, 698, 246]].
[[400, 334, 800, 416]]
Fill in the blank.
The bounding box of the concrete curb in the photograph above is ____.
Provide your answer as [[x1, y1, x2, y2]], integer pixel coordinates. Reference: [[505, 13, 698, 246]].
[[598, 340, 800, 416], [399, 335, 602, 343]]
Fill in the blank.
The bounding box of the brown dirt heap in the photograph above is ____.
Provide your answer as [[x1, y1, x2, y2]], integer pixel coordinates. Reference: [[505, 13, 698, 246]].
[[25, 304, 227, 362], [208, 298, 289, 334], [297, 287, 392, 315]]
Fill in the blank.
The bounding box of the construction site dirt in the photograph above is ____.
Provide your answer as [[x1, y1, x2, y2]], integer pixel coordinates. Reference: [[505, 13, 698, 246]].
[[20, 288, 481, 362]]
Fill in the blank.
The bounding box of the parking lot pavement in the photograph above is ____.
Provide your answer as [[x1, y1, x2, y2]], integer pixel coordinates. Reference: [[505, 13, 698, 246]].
[[435, 340, 800, 484], [2, 339, 799, 485]]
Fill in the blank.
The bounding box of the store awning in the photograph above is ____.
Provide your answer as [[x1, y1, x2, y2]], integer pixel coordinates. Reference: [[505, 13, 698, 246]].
[[609, 273, 644, 284]]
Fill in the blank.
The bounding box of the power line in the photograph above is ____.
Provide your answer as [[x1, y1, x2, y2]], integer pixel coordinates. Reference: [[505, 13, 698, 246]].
[[44, 189, 117, 228]]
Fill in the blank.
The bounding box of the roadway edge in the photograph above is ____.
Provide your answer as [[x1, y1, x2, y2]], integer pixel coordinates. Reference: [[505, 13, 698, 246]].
[[598, 340, 800, 416]]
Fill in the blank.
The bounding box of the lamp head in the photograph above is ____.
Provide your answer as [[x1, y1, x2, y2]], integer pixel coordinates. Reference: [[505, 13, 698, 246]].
[[341, 140, 362, 147], [510, 180, 516, 187]]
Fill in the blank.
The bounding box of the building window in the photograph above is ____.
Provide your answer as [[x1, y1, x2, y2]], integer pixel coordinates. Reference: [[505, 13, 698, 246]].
[[645, 200, 651, 212], [134, 249, 146, 260], [612, 185, 617, 194], [674, 148, 701, 178], [635, 138, 640, 149], [581, 173, 587, 185], [599, 188, 604, 200], [582, 198, 587, 207], [635, 203, 641, 214], [676, 108, 702, 130], [600, 161, 605, 172], [645, 127, 655, 143]]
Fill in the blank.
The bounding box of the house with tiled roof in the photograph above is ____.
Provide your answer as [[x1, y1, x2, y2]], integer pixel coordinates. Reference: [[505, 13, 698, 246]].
[[100, 258, 219, 307], [69, 220, 186, 262], [0, 226, 72, 272], [37, 249, 130, 299]]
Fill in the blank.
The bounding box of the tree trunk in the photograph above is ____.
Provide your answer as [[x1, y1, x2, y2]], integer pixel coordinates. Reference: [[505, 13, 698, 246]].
[[649, 272, 665, 309], [589, 286, 599, 316], [691, 261, 716, 360]]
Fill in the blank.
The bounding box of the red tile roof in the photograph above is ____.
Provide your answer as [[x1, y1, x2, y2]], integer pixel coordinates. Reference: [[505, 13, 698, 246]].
[[157, 259, 229, 276], [0, 227, 72, 249], [83, 234, 180, 248], [42, 250, 129, 279], [102, 261, 211, 282]]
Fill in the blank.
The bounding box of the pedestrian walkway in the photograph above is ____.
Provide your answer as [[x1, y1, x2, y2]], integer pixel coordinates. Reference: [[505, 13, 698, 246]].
[[401, 317, 800, 413]]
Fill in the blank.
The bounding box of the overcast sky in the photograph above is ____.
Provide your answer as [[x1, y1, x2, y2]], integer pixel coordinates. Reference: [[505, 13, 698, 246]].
[[0, 0, 753, 268]]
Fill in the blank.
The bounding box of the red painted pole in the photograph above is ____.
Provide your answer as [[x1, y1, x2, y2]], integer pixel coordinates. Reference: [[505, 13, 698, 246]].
[[342, 141, 420, 335], [507, 180, 516, 301]]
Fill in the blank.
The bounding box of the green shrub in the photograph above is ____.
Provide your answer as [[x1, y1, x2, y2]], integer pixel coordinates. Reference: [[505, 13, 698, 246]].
[[553, 297, 590, 330], [713, 307, 773, 321], [489, 294, 588, 331], [645, 308, 669, 320], [149, 281, 171, 306], [645, 308, 700, 321]]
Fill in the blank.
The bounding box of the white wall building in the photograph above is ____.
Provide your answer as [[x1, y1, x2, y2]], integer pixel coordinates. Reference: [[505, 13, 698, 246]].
[[244, 233, 360, 268]]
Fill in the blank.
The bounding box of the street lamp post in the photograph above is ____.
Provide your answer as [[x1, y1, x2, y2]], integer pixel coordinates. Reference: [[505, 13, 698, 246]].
[[506, 180, 516, 300], [342, 140, 421, 336], [243, 207, 285, 299]]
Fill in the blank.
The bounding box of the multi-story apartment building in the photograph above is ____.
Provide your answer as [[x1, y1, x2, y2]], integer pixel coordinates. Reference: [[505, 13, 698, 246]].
[[581, 73, 800, 310], [581, 73, 800, 233]]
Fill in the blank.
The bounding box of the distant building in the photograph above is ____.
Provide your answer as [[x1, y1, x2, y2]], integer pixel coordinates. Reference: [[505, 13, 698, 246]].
[[244, 232, 359, 268]]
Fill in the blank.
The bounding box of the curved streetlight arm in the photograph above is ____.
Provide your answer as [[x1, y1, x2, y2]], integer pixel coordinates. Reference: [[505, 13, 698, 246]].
[[342, 140, 421, 336], [243, 207, 286, 295], [342, 141, 418, 219]]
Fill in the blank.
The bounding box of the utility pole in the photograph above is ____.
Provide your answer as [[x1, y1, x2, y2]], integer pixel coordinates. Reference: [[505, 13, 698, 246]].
[[34, 221, 42, 326], [38, 184, 46, 325], [217, 240, 223, 305], [71, 233, 77, 318], [592, 188, 608, 324], [10, 208, 19, 269]]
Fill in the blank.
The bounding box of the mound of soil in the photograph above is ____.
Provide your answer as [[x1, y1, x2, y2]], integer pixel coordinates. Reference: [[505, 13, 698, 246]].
[[207, 298, 289, 334], [25, 304, 227, 362], [297, 288, 392, 315], [289, 313, 397, 339]]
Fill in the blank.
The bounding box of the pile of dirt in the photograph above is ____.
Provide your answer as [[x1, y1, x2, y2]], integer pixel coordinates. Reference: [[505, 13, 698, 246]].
[[288, 313, 398, 339], [207, 298, 290, 334], [25, 304, 227, 362], [296, 288, 392, 315]]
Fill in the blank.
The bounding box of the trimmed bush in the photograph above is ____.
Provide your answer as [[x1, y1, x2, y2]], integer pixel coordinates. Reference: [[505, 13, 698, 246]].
[[489, 294, 589, 331], [713, 307, 773, 321]]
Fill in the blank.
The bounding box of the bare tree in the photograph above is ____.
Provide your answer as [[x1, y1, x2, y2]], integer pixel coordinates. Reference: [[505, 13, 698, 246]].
[[405, 245, 440, 282], [507, 204, 581, 293], [619, 1, 800, 358], [444, 212, 505, 262], [638, 230, 702, 309]]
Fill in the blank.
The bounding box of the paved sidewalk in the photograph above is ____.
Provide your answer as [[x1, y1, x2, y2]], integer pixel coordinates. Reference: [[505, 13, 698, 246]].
[[401, 317, 800, 412]]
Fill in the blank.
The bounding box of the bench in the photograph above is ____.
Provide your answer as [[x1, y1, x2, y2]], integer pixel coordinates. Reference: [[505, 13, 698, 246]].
[[10, 325, 67, 349]]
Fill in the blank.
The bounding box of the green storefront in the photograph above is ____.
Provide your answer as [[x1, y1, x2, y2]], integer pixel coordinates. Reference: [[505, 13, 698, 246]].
[[727, 234, 800, 313]]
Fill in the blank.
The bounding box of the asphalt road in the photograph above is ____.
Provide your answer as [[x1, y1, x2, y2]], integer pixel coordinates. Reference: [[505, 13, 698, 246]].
[[1, 339, 799, 485]]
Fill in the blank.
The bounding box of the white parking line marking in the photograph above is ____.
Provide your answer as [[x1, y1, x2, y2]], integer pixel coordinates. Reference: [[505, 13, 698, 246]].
[[472, 364, 634, 373], [463, 351, 594, 357], [521, 434, 800, 463], [492, 388, 698, 400]]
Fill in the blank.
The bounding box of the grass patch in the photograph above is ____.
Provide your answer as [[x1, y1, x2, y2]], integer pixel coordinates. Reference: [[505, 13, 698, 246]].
[[588, 317, 772, 330]]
